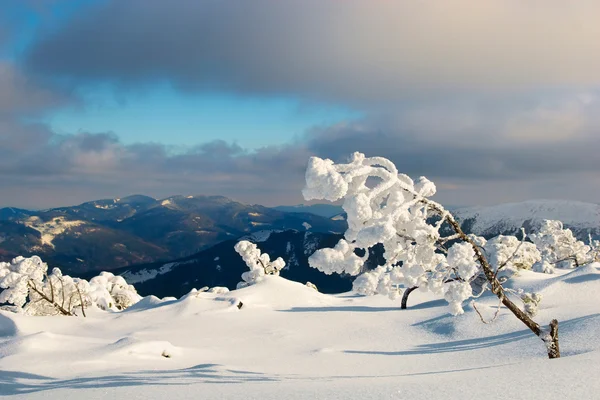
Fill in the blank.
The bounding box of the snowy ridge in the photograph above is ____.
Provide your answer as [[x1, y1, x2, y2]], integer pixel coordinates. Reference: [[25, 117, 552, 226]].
[[454, 199, 600, 237]]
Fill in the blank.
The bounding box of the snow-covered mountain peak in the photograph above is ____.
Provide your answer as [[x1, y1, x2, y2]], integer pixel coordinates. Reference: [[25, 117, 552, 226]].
[[454, 199, 600, 238]]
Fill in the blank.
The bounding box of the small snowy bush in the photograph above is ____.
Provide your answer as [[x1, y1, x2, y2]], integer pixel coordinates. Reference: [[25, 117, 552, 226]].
[[234, 241, 285, 288], [531, 220, 596, 271], [88, 272, 142, 311], [483, 235, 541, 273], [0, 256, 141, 316]]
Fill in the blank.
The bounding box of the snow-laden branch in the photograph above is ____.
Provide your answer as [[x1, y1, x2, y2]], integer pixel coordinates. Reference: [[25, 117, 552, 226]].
[[235, 241, 285, 289]]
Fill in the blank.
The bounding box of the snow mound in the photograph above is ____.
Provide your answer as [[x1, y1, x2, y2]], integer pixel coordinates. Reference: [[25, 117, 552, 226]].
[[229, 275, 333, 310], [0, 312, 18, 337], [123, 295, 176, 312], [104, 337, 181, 359]]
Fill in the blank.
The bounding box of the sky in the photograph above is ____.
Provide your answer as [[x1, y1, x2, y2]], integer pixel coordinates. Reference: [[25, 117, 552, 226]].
[[1, 0, 600, 210]]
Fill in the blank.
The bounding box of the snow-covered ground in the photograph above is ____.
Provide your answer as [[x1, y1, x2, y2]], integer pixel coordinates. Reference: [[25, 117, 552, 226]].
[[1, 265, 600, 399]]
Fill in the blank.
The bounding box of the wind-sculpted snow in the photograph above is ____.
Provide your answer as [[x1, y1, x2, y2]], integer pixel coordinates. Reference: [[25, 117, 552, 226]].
[[0, 273, 599, 399]]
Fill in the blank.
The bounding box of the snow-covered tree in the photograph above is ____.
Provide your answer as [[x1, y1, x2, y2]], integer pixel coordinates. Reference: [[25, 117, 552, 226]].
[[303, 152, 561, 358], [0, 256, 141, 316], [234, 241, 285, 289], [530, 220, 595, 272]]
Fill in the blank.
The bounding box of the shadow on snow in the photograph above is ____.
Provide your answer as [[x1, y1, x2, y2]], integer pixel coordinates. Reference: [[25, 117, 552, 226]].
[[0, 363, 277, 396]]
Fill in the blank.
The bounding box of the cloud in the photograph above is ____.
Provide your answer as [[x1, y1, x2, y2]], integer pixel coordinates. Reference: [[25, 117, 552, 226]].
[[0, 62, 71, 117], [2, 91, 600, 210], [4, 1, 600, 209], [25, 0, 600, 106]]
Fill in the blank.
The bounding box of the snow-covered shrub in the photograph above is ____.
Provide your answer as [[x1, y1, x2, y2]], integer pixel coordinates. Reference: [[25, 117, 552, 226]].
[[88, 272, 142, 311], [0, 256, 141, 316], [234, 241, 285, 289], [0, 256, 85, 316], [531, 220, 593, 271], [483, 235, 541, 273], [303, 152, 561, 358]]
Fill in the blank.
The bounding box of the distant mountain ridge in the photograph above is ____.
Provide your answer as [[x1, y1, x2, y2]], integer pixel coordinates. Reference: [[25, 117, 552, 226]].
[[0, 195, 346, 273], [2, 197, 598, 283], [453, 199, 600, 240], [114, 199, 600, 298]]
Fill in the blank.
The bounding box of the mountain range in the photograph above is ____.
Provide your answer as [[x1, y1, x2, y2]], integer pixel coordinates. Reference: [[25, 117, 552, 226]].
[[453, 199, 600, 239], [109, 199, 599, 298], [1, 196, 598, 298], [0, 195, 345, 273]]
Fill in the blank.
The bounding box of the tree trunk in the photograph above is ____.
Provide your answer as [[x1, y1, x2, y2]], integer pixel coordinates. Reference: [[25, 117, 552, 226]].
[[430, 205, 561, 359], [401, 286, 418, 309], [546, 319, 560, 359]]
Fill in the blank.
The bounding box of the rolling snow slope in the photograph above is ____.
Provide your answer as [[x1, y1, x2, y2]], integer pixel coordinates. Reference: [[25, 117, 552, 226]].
[[1, 264, 600, 399]]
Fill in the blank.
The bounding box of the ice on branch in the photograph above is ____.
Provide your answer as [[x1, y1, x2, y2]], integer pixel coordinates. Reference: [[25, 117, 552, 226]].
[[235, 241, 285, 289], [0, 256, 141, 316]]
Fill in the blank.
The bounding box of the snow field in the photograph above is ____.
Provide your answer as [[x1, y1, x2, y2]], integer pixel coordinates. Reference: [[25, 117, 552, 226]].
[[1, 265, 600, 399]]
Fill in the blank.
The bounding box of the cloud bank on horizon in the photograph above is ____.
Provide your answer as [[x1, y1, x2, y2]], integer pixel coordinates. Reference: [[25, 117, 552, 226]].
[[1, 0, 599, 209]]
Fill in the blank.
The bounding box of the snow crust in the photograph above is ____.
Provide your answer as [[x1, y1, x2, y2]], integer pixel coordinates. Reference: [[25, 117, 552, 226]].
[[1, 267, 600, 399]]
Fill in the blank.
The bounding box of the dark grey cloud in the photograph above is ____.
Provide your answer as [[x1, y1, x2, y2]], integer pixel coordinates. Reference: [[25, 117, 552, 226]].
[[25, 0, 600, 105], [0, 62, 71, 117]]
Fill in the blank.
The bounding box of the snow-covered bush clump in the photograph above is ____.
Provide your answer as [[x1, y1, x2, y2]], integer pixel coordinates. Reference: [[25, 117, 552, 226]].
[[0, 256, 141, 316], [303, 152, 562, 358], [482, 235, 541, 273], [530, 220, 594, 272], [88, 272, 142, 311], [234, 241, 285, 289]]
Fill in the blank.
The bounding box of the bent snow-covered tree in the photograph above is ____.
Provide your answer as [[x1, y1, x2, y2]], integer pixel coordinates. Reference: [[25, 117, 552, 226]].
[[235, 241, 285, 288], [303, 152, 561, 359]]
